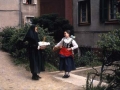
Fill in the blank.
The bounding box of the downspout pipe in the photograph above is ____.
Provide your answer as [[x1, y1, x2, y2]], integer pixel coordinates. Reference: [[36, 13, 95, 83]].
[[19, 0, 22, 27]]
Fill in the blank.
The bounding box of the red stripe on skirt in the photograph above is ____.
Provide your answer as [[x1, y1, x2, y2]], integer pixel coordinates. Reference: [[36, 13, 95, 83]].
[[59, 47, 72, 57]]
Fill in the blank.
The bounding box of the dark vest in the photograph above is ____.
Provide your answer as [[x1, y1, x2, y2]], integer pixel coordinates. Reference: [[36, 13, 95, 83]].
[[63, 39, 73, 48]]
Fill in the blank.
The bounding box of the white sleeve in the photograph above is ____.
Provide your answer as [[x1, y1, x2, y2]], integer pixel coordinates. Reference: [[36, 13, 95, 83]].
[[71, 40, 78, 50], [55, 38, 64, 47]]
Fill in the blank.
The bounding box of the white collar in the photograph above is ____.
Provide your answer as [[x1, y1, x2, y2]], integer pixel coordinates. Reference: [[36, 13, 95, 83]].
[[64, 37, 71, 39]]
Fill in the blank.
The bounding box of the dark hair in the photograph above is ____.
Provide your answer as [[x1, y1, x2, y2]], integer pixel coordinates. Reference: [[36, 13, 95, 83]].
[[64, 30, 71, 35]]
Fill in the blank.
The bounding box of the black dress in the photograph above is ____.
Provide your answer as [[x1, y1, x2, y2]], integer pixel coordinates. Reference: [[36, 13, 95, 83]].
[[23, 25, 45, 74]]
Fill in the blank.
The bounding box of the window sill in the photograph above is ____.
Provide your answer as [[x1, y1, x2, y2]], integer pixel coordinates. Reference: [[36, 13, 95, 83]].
[[23, 3, 37, 5], [78, 23, 90, 26], [105, 20, 119, 24]]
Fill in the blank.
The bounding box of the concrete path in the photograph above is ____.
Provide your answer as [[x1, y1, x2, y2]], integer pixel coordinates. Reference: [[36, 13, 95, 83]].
[[52, 71, 106, 88]]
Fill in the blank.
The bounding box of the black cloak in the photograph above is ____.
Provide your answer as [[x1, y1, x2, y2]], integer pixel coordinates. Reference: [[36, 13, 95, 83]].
[[23, 25, 45, 74]]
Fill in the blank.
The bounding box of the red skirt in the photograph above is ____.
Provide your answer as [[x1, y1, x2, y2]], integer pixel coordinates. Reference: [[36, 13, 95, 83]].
[[59, 47, 72, 57]]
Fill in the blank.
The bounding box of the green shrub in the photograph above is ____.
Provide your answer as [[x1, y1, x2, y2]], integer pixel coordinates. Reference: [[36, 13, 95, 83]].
[[74, 51, 101, 67], [32, 13, 74, 42], [1, 27, 16, 52], [97, 29, 120, 51], [86, 28, 120, 90], [1, 25, 59, 71]]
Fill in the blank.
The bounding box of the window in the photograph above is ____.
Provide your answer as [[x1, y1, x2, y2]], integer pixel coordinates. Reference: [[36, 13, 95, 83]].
[[100, 0, 120, 23], [24, 16, 34, 25], [78, 0, 91, 26], [109, 0, 118, 20], [23, 0, 37, 4]]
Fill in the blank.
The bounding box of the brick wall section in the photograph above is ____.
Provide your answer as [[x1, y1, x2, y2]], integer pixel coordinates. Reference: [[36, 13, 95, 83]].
[[40, 0, 65, 18], [65, 0, 73, 25], [40, 0, 73, 25]]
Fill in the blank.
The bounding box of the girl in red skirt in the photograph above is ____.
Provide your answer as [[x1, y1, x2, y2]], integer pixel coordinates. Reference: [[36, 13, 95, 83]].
[[53, 30, 78, 78]]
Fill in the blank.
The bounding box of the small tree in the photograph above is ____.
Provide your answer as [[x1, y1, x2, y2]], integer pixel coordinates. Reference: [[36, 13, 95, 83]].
[[32, 13, 74, 42], [0, 25, 59, 71]]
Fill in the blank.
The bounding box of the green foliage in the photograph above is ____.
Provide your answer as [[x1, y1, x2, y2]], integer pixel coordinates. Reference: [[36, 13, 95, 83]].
[[32, 13, 74, 42], [74, 51, 101, 67], [97, 29, 120, 51], [116, 12, 120, 21], [45, 62, 58, 72], [0, 25, 59, 71], [86, 28, 120, 90], [1, 27, 16, 52]]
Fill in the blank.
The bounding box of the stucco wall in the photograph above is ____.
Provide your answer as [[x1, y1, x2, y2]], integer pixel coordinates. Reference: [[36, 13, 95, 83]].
[[73, 0, 120, 47], [21, 0, 40, 24], [0, 0, 19, 10], [0, 11, 19, 28], [0, 0, 19, 30], [0, 0, 40, 29]]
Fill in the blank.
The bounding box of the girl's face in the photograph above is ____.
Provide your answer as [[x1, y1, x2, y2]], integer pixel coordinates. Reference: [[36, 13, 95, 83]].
[[64, 31, 70, 38], [35, 26, 38, 32]]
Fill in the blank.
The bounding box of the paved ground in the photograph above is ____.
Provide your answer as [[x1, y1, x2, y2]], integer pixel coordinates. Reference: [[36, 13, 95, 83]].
[[0, 51, 83, 90], [0, 50, 105, 90]]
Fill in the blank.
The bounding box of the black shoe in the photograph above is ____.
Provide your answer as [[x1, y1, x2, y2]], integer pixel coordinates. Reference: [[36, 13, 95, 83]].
[[36, 75, 41, 79], [32, 75, 39, 80], [67, 75, 70, 78], [62, 75, 70, 78]]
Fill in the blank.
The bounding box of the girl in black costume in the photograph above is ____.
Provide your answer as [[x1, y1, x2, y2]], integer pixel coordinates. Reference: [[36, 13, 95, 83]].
[[23, 25, 45, 80]]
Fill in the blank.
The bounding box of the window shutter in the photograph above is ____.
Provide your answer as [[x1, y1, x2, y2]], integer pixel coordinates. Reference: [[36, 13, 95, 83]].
[[23, 0, 27, 4], [78, 2, 81, 25], [100, 0, 108, 23], [33, 0, 37, 4], [104, 0, 108, 22], [87, 0, 91, 23]]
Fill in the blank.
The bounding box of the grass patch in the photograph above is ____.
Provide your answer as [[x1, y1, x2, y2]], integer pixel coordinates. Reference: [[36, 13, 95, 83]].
[[13, 57, 58, 72], [45, 62, 58, 72]]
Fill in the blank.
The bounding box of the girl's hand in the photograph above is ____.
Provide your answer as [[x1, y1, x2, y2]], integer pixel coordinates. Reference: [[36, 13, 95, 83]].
[[67, 48, 72, 51], [53, 47, 55, 51]]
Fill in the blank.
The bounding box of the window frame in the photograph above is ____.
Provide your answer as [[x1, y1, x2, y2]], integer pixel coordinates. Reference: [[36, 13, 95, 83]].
[[80, 2, 88, 23], [108, 0, 118, 21], [78, 0, 91, 26], [23, 0, 37, 5], [24, 15, 35, 25], [100, 0, 120, 24]]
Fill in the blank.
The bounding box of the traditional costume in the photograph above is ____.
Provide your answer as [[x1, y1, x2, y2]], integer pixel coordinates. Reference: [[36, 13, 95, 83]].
[[55, 37, 78, 77]]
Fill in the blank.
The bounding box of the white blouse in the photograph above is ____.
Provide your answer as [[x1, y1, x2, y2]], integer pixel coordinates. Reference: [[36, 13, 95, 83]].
[[55, 37, 78, 50]]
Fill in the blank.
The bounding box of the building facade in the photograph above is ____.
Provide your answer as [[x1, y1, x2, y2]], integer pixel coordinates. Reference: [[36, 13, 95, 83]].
[[40, 0, 73, 25], [0, 0, 40, 31], [0, 0, 20, 30], [1, 0, 120, 48], [73, 0, 120, 47]]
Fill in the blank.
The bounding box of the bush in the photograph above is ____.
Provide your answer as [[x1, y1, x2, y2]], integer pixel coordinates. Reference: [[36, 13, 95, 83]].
[[86, 28, 120, 90], [74, 51, 101, 67], [0, 25, 59, 71], [1, 27, 16, 52], [32, 13, 74, 42], [97, 29, 120, 51]]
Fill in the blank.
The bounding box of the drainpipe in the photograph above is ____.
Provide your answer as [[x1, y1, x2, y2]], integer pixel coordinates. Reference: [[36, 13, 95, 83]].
[[19, 0, 22, 27]]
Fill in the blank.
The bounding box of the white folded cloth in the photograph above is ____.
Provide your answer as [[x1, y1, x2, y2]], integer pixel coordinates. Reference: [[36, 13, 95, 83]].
[[38, 41, 50, 46], [38, 41, 50, 49]]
